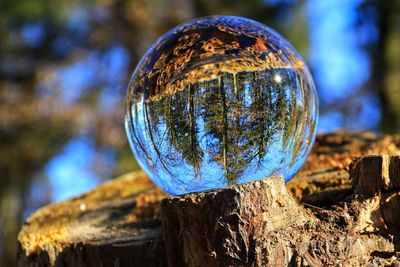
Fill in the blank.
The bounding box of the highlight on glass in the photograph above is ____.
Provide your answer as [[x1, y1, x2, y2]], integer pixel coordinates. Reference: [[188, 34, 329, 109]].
[[125, 16, 319, 195]]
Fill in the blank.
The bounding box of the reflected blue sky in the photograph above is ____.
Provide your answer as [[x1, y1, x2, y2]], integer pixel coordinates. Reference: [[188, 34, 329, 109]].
[[19, 0, 381, 202]]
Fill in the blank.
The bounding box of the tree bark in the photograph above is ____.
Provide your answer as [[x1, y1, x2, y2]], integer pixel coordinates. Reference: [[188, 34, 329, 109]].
[[17, 172, 168, 267], [17, 131, 400, 266], [161, 175, 309, 267]]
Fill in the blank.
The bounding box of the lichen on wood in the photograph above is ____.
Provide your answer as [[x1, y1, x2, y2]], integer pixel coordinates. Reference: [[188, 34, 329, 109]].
[[18, 172, 167, 266], [17, 131, 400, 266]]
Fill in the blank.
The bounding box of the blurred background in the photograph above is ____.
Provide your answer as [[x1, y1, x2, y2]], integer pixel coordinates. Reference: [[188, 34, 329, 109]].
[[0, 0, 399, 265]]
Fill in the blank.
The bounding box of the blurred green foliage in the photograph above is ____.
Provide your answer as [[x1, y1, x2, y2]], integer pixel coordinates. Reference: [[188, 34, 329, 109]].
[[0, 0, 399, 266], [0, 1, 307, 265]]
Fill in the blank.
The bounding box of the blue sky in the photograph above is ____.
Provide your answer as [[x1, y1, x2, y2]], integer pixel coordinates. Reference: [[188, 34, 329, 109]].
[[22, 0, 381, 202]]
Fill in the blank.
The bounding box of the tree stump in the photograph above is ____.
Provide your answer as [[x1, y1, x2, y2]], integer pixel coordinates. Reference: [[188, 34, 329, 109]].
[[162, 175, 308, 267], [17, 172, 168, 267], [17, 131, 400, 266]]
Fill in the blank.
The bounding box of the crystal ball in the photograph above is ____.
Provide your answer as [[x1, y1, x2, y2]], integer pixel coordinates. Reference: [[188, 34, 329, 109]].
[[125, 16, 318, 195]]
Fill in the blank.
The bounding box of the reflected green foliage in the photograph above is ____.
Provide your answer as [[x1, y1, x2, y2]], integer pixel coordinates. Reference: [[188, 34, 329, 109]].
[[125, 16, 317, 195], [1, 0, 400, 265], [0, 1, 308, 265], [129, 69, 316, 194]]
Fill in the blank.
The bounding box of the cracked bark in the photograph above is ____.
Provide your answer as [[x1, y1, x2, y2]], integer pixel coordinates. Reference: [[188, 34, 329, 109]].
[[17, 131, 400, 266]]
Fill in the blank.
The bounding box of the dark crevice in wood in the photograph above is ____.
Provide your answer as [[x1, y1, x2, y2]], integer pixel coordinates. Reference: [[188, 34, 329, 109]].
[[17, 131, 400, 266]]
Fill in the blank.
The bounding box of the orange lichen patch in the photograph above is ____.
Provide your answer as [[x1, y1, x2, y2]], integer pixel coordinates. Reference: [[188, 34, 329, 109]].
[[299, 131, 400, 175], [19, 131, 400, 264], [288, 131, 400, 203]]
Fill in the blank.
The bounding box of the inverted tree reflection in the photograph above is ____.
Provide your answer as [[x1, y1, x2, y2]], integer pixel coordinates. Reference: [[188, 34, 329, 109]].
[[131, 67, 312, 190]]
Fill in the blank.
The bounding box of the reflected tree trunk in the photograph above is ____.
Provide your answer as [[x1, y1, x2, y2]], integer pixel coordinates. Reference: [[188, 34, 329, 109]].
[[218, 77, 230, 182], [144, 102, 173, 175]]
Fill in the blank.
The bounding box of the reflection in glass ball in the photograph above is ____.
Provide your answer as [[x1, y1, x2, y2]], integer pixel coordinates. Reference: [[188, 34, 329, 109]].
[[125, 16, 318, 195]]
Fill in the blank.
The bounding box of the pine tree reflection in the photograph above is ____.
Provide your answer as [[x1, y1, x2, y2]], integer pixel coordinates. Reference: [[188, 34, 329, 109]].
[[131, 67, 313, 190]]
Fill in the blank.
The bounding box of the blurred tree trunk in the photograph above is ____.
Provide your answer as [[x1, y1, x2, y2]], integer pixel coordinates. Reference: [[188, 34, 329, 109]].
[[375, 0, 400, 132]]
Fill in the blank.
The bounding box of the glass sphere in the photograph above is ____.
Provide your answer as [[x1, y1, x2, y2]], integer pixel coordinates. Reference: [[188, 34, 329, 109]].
[[125, 16, 318, 195]]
